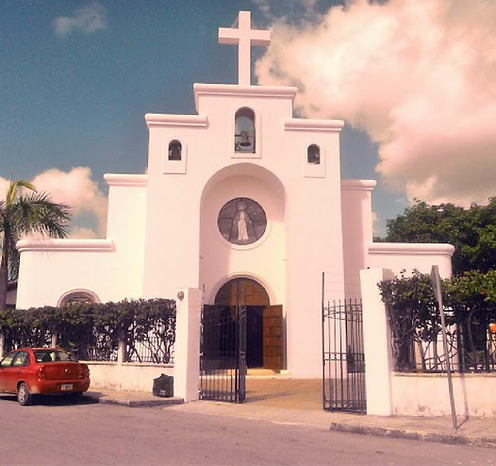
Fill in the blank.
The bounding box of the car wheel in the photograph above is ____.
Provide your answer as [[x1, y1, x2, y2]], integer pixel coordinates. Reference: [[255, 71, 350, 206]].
[[17, 383, 32, 406]]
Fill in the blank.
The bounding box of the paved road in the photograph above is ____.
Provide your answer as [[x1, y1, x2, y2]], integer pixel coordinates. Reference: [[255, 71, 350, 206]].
[[0, 395, 494, 466]]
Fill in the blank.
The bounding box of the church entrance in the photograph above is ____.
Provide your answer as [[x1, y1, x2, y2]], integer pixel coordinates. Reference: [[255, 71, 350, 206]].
[[199, 277, 283, 403], [214, 278, 283, 370]]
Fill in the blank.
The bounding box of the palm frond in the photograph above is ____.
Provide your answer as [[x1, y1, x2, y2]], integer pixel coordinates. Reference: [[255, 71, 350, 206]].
[[5, 180, 36, 206], [12, 192, 71, 238]]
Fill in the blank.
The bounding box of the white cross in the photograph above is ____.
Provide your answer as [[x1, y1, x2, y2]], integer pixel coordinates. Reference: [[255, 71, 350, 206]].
[[218, 11, 271, 86]]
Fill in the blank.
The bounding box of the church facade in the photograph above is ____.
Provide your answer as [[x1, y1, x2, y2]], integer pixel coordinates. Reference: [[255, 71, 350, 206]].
[[15, 12, 453, 378]]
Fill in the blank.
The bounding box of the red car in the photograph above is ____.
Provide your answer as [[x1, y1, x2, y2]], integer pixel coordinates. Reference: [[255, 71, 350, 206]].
[[0, 348, 90, 405]]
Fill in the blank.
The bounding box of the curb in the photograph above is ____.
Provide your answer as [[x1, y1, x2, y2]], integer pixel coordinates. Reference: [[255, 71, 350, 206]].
[[86, 394, 184, 408], [329, 422, 496, 449]]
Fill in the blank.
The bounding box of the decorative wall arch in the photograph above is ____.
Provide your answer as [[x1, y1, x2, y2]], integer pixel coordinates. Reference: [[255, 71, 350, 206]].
[[57, 289, 101, 307]]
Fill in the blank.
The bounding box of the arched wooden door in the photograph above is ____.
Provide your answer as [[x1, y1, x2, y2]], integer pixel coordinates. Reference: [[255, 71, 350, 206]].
[[215, 278, 283, 371]]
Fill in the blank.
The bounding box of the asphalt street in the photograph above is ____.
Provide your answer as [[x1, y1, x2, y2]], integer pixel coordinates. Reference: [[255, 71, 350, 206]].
[[0, 395, 494, 466]]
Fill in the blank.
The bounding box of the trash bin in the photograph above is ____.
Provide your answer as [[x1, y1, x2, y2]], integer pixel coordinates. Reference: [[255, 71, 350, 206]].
[[152, 374, 174, 397]]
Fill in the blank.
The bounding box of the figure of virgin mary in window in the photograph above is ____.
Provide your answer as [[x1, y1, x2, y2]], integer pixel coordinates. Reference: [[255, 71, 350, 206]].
[[217, 198, 267, 246], [232, 200, 253, 243]]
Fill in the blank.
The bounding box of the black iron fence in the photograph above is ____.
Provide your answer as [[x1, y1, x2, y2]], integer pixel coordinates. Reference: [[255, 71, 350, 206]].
[[387, 308, 496, 374], [322, 298, 366, 413], [0, 299, 176, 364], [126, 321, 175, 364], [200, 304, 246, 403]]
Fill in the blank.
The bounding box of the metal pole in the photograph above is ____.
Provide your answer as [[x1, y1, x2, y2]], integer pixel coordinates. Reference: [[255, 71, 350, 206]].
[[322, 272, 326, 410], [431, 265, 457, 430]]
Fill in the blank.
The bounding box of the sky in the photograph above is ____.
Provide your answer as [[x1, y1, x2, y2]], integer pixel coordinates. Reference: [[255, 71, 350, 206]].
[[1, 0, 495, 238]]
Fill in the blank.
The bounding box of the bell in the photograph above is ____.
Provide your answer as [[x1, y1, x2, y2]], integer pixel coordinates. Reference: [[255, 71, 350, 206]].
[[239, 131, 251, 147], [169, 144, 181, 161]]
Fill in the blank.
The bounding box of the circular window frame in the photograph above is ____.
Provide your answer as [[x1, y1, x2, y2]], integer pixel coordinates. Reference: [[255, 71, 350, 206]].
[[217, 197, 267, 246]]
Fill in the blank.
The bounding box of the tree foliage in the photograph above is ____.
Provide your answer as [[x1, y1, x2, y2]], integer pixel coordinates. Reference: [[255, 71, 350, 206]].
[[379, 270, 496, 372], [385, 198, 496, 274], [0, 180, 71, 312], [0, 298, 176, 363]]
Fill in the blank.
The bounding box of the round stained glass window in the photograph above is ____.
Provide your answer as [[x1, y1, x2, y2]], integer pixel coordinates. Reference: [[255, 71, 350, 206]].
[[218, 198, 267, 245]]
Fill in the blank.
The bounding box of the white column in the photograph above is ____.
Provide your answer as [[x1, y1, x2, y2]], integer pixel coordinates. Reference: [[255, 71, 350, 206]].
[[360, 268, 395, 416], [173, 288, 202, 402]]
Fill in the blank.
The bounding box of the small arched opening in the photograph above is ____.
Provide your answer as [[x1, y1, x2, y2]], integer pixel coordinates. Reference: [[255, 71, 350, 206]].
[[307, 144, 321, 164], [168, 140, 182, 161], [234, 107, 256, 153]]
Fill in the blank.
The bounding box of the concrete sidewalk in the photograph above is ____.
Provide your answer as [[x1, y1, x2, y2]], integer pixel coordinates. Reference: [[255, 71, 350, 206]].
[[86, 378, 496, 449], [86, 390, 183, 407]]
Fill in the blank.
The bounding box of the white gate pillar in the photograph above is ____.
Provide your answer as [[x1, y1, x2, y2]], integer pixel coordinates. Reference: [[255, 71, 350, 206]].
[[360, 268, 394, 416], [173, 287, 202, 402]]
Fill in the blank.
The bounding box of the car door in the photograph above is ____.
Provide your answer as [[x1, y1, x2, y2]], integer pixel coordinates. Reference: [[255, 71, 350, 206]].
[[11, 351, 31, 392], [0, 352, 17, 393]]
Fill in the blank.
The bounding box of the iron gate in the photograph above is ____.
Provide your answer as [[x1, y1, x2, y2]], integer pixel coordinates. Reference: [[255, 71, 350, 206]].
[[322, 285, 366, 413], [200, 302, 246, 403]]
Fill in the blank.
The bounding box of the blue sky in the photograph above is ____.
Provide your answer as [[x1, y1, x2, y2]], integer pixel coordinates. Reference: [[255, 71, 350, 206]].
[[6, 0, 489, 237]]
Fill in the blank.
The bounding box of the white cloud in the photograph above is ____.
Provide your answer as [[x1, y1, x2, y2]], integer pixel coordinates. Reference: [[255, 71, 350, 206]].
[[256, 0, 496, 208], [53, 3, 108, 37], [371, 211, 382, 236], [1, 169, 107, 239], [31, 167, 107, 237], [70, 226, 98, 239]]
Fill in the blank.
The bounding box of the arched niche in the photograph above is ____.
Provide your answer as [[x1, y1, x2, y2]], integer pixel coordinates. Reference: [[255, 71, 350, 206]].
[[168, 140, 182, 161], [235, 107, 256, 153], [307, 144, 321, 165]]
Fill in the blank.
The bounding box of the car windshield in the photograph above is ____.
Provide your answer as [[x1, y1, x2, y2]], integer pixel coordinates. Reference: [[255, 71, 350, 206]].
[[33, 350, 78, 363]]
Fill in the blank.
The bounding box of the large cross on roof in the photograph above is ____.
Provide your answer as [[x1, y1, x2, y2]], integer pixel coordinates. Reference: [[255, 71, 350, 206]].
[[218, 11, 271, 86]]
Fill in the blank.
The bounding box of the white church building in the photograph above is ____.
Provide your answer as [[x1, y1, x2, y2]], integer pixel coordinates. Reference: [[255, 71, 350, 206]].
[[15, 12, 453, 379]]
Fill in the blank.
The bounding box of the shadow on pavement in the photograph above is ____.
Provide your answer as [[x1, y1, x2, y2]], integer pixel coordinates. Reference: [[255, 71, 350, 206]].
[[0, 393, 99, 407]]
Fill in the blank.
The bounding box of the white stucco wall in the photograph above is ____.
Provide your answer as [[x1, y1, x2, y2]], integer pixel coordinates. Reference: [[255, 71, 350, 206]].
[[16, 176, 148, 308], [341, 180, 376, 299], [141, 84, 346, 378], [87, 362, 174, 392], [200, 166, 286, 306], [367, 243, 455, 278], [392, 373, 496, 417]]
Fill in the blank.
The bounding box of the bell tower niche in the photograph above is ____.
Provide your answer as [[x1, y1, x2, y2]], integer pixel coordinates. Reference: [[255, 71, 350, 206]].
[[235, 107, 256, 153]]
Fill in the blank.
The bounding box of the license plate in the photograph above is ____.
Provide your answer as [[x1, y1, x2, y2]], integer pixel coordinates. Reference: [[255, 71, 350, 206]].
[[61, 384, 73, 391]]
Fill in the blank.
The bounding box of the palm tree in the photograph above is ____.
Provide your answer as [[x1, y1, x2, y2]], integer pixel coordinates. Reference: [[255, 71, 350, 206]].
[[0, 180, 71, 311]]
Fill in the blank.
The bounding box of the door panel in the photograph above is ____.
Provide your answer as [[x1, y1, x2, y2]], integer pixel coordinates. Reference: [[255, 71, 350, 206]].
[[0, 352, 18, 393], [263, 305, 283, 370]]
